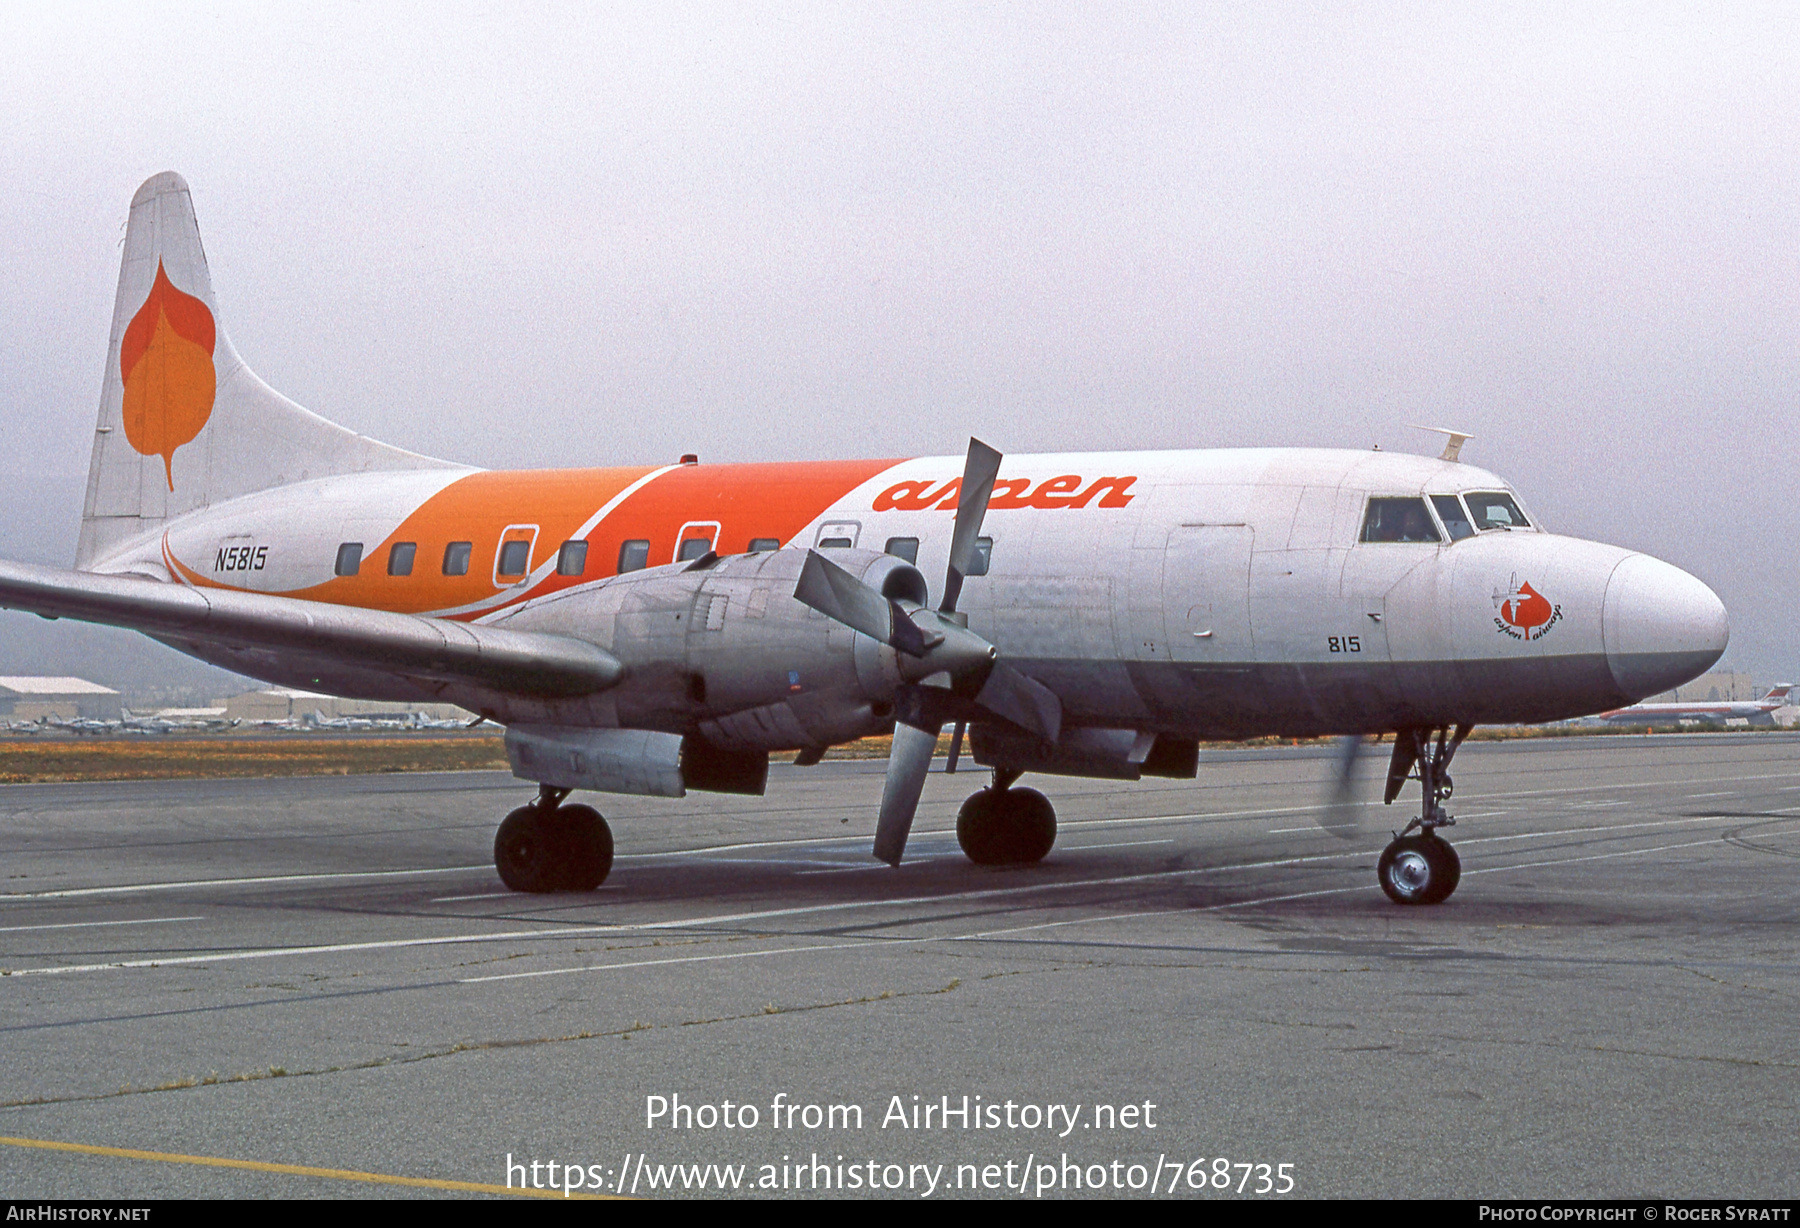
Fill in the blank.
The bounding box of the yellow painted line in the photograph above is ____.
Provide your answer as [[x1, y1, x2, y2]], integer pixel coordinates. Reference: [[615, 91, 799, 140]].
[[0, 1135, 621, 1199]]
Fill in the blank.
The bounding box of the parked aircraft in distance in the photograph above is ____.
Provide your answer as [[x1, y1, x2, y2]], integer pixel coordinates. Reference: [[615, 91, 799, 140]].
[[1597, 684, 1791, 727], [0, 173, 1730, 905]]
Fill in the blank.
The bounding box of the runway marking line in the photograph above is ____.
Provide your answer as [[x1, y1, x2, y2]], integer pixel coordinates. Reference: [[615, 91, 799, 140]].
[[2, 865, 492, 901], [0, 812, 1764, 978], [0, 916, 202, 935], [10, 766, 1797, 905], [1062, 838, 1176, 851], [0, 1134, 616, 1200]]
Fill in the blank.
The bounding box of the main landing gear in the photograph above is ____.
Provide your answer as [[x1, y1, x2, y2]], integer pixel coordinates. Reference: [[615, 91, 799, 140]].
[[956, 769, 1057, 866], [1377, 725, 1469, 905], [494, 785, 614, 893]]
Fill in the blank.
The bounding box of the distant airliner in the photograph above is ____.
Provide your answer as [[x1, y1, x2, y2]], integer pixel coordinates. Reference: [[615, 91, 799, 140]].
[[0, 173, 1730, 906], [1598, 684, 1791, 727]]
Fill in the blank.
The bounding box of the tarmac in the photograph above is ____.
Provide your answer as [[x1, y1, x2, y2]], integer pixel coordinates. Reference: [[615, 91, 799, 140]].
[[1, 732, 1796, 1199]]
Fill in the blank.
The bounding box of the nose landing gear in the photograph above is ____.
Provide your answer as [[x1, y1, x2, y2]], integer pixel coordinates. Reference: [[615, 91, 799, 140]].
[[495, 785, 615, 893], [956, 769, 1057, 865], [1377, 725, 1470, 905]]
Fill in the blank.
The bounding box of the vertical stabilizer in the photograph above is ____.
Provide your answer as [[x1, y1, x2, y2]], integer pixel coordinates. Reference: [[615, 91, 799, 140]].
[[78, 172, 464, 570]]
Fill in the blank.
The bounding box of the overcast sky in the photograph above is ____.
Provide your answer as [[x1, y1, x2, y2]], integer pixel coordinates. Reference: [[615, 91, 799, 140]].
[[2, 3, 1796, 689]]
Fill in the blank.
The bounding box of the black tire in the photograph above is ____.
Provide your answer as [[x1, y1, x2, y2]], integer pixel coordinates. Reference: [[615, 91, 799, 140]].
[[957, 790, 1008, 865], [1378, 833, 1459, 905], [958, 787, 1057, 866], [1002, 787, 1056, 864], [495, 805, 560, 893], [1429, 834, 1461, 900], [553, 803, 614, 891]]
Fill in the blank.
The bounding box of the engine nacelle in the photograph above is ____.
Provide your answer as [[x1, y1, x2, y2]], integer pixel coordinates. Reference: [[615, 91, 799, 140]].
[[498, 547, 926, 751]]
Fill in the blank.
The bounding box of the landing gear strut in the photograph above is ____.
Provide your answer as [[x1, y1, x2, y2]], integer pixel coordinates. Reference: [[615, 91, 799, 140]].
[[1377, 725, 1469, 905], [956, 769, 1057, 866], [494, 784, 614, 893]]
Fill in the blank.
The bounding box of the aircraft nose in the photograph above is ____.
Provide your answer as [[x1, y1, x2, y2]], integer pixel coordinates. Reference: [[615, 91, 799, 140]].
[[1603, 553, 1729, 701]]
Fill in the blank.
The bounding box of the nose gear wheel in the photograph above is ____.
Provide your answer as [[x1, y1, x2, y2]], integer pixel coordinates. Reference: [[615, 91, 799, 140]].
[[1377, 832, 1461, 905], [1376, 724, 1471, 905]]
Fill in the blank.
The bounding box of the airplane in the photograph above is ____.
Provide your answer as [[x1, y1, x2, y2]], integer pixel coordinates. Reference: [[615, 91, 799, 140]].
[[0, 172, 1730, 906], [1596, 684, 1792, 727]]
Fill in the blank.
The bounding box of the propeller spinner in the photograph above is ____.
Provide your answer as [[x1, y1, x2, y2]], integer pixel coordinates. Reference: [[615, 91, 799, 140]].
[[793, 438, 1062, 865]]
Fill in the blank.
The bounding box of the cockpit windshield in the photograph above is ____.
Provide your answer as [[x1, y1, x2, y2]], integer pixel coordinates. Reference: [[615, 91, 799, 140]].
[[1464, 491, 1531, 532], [1430, 495, 1475, 541], [1360, 497, 1441, 543]]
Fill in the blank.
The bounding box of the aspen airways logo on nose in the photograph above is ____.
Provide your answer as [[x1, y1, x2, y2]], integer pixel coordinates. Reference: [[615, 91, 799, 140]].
[[1493, 574, 1562, 642]]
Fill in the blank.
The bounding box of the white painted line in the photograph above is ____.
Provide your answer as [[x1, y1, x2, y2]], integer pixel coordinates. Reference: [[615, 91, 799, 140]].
[[430, 892, 517, 903], [1062, 839, 1175, 851], [2, 866, 493, 902], [8, 814, 1779, 979], [0, 916, 203, 935], [461, 939, 882, 983], [1687, 792, 1737, 798], [1456, 813, 1744, 846], [1466, 826, 1800, 876], [0, 854, 1377, 977]]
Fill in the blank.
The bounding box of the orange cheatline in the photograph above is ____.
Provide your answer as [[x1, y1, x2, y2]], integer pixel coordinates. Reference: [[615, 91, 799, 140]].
[[119, 260, 217, 491]]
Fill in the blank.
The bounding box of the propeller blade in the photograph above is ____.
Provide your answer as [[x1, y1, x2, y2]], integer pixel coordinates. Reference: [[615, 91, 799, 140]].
[[1317, 734, 1366, 839], [946, 721, 965, 773], [874, 720, 941, 865], [794, 550, 930, 657], [940, 438, 1004, 613], [973, 661, 1063, 743]]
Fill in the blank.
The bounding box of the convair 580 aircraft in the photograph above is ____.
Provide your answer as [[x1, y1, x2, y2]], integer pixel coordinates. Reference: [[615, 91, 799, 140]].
[[0, 174, 1729, 905]]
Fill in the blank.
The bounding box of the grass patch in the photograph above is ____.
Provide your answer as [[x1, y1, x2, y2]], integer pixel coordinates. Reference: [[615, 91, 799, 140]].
[[0, 736, 508, 783]]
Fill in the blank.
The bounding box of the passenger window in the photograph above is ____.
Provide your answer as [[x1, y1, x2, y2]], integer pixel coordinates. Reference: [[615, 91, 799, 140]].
[[968, 537, 993, 576], [678, 537, 713, 562], [557, 540, 588, 576], [497, 539, 531, 577], [747, 538, 780, 552], [335, 542, 363, 576], [1430, 496, 1475, 542], [617, 540, 650, 573], [443, 541, 473, 576], [387, 542, 416, 576], [885, 537, 920, 564], [818, 537, 853, 549], [1360, 498, 1441, 544], [1465, 491, 1531, 531]]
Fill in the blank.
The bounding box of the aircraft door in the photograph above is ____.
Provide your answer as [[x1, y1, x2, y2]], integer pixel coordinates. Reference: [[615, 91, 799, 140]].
[[1164, 525, 1255, 662]]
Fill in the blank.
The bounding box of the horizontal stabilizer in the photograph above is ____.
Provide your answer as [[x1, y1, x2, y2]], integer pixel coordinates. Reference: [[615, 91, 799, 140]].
[[0, 560, 620, 699]]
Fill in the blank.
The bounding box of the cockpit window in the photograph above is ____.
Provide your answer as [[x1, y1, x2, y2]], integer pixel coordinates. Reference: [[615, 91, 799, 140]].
[[1430, 495, 1475, 542], [1465, 491, 1530, 531], [1360, 497, 1441, 544]]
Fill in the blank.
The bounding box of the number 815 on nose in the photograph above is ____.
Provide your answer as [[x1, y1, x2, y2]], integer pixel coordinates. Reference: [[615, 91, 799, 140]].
[[1326, 636, 1362, 653]]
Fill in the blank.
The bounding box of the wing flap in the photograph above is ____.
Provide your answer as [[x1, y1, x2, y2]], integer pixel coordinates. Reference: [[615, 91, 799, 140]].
[[0, 560, 620, 699]]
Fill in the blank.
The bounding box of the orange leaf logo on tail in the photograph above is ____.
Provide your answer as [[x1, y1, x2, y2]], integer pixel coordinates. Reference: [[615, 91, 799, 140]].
[[119, 260, 216, 490]]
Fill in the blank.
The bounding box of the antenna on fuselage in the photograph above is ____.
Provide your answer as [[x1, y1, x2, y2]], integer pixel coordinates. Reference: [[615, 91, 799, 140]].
[[1410, 425, 1474, 463]]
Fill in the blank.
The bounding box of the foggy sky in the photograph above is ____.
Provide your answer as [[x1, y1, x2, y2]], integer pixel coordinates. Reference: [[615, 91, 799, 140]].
[[2, 3, 1796, 690]]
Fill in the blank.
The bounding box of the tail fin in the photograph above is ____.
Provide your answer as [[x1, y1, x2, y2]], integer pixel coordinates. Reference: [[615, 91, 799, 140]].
[[77, 172, 461, 570], [1762, 684, 1793, 705]]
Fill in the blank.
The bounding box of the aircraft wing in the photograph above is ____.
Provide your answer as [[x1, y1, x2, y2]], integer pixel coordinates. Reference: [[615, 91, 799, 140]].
[[0, 560, 621, 699]]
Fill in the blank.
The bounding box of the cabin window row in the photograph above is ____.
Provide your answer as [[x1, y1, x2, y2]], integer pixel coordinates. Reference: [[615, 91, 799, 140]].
[[331, 536, 789, 578], [331, 532, 996, 579]]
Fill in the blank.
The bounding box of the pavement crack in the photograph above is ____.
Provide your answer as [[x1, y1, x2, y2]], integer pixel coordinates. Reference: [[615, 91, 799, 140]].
[[0, 980, 964, 1111]]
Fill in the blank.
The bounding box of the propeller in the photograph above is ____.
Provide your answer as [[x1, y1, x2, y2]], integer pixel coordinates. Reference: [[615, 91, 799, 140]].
[[794, 437, 1062, 865], [1318, 734, 1370, 839]]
